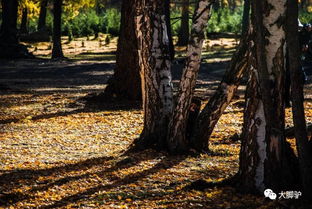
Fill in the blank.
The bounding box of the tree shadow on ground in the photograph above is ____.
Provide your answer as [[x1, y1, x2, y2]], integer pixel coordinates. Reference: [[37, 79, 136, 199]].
[[0, 59, 115, 96], [0, 148, 187, 208], [0, 156, 114, 206], [0, 95, 142, 125]]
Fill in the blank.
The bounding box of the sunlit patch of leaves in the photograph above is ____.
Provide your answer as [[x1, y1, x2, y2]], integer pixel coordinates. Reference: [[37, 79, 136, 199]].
[[2, 91, 311, 208]]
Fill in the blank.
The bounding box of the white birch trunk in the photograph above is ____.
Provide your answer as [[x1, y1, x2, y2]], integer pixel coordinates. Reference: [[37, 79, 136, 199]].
[[134, 0, 173, 147], [238, 0, 298, 193], [167, 0, 215, 153]]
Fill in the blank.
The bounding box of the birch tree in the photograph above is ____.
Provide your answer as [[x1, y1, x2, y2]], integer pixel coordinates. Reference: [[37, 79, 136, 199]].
[[102, 0, 174, 101], [167, 0, 215, 153], [135, 0, 215, 152], [191, 30, 250, 152], [134, 0, 173, 148], [237, 0, 298, 193]]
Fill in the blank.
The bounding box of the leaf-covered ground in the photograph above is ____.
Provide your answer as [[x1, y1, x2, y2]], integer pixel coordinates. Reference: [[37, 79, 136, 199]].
[[1, 37, 312, 208]]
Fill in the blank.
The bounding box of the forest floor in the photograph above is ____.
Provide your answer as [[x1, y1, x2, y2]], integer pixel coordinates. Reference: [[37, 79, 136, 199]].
[[1, 36, 312, 208]]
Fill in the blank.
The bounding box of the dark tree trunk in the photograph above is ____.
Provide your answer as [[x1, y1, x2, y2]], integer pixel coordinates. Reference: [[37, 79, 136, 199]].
[[0, 0, 18, 45], [102, 0, 141, 101], [0, 0, 31, 59], [20, 8, 28, 34], [167, 0, 215, 153], [52, 0, 64, 59], [191, 30, 250, 152], [237, 0, 299, 193], [165, 0, 175, 60], [286, 0, 312, 200], [38, 0, 48, 31], [241, 0, 250, 35], [134, 0, 173, 148], [176, 0, 189, 46], [285, 124, 312, 138]]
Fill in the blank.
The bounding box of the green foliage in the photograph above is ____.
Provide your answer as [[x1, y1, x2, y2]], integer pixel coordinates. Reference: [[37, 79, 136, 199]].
[[103, 8, 120, 36], [16, 3, 245, 39], [170, 7, 243, 36], [170, 8, 182, 36], [66, 10, 100, 37], [299, 10, 312, 24], [21, 8, 121, 37], [63, 8, 120, 37], [24, 10, 53, 34], [207, 7, 243, 34]]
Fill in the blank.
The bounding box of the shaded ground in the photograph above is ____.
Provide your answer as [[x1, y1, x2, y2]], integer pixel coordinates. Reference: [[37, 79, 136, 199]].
[[1, 37, 312, 208]]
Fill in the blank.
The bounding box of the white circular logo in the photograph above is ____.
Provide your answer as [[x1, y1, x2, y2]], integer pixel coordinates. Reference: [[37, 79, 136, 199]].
[[264, 189, 273, 197], [264, 188, 276, 200]]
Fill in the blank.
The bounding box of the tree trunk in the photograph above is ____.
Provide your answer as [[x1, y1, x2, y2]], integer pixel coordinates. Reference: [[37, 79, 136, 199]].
[[165, 0, 175, 60], [0, 0, 18, 45], [38, 0, 48, 31], [285, 124, 312, 138], [134, 0, 173, 148], [286, 0, 312, 199], [102, 0, 141, 101], [0, 0, 31, 59], [52, 0, 64, 59], [167, 0, 215, 153], [241, 0, 250, 35], [191, 30, 250, 152], [20, 8, 28, 34], [176, 0, 189, 46], [237, 0, 299, 193]]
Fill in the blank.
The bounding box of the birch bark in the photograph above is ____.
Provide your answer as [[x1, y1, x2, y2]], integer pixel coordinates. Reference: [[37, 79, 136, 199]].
[[167, 0, 215, 153], [134, 0, 173, 148]]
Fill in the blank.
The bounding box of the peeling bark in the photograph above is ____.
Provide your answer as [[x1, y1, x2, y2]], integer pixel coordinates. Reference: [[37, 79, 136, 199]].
[[238, 0, 299, 193], [238, 64, 264, 193], [191, 29, 251, 152], [134, 0, 173, 148], [167, 0, 215, 153]]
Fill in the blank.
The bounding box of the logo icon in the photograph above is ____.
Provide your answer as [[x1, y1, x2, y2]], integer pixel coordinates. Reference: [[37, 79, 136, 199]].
[[264, 189, 277, 200]]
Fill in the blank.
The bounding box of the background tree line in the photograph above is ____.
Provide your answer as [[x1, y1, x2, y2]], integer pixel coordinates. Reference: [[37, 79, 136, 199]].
[[1, 0, 311, 41]]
